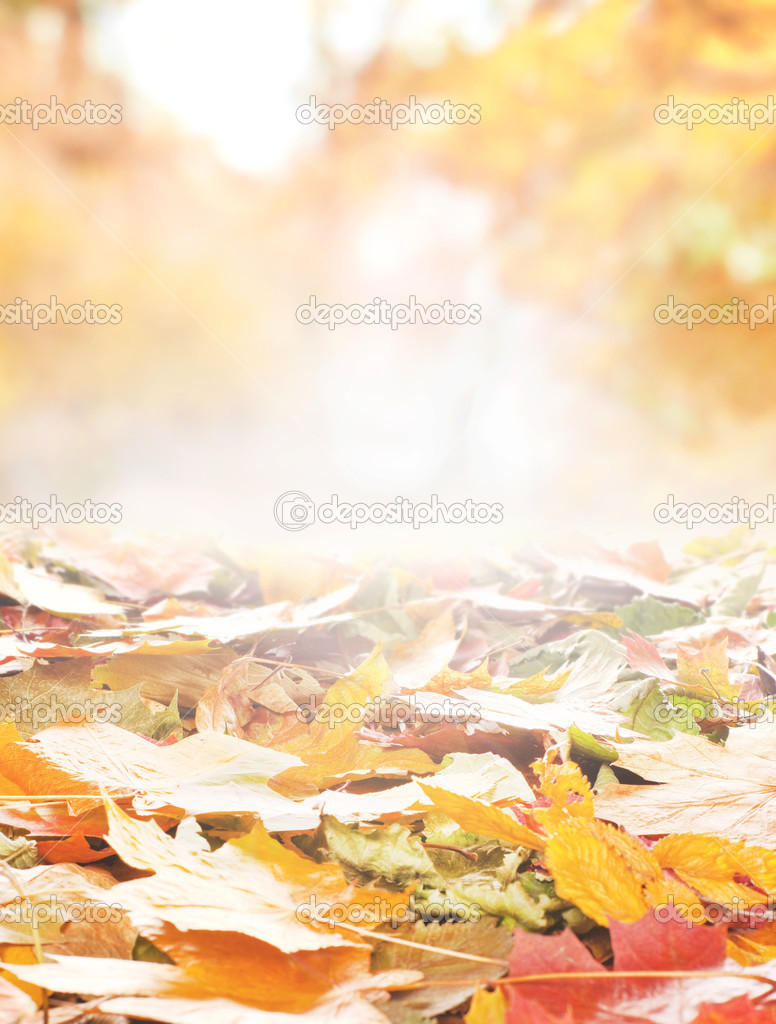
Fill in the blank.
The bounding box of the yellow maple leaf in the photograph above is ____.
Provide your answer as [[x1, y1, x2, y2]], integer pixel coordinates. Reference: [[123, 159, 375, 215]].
[[465, 985, 507, 1024], [532, 754, 594, 830], [545, 819, 654, 925], [728, 920, 776, 966], [676, 639, 736, 701], [544, 819, 703, 927], [654, 833, 776, 907], [505, 667, 571, 698], [265, 646, 437, 790], [557, 611, 623, 630], [426, 661, 492, 695], [417, 783, 546, 850]]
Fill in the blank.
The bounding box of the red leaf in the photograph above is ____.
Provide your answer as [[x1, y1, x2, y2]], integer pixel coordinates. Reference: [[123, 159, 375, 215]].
[[610, 911, 728, 972], [689, 996, 776, 1023], [623, 630, 678, 682], [506, 913, 742, 1024]]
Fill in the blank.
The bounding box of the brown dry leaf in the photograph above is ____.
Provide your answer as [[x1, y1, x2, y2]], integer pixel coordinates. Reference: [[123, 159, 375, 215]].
[[47, 534, 224, 601], [139, 920, 393, 1012], [93, 649, 237, 707], [388, 610, 461, 691], [372, 918, 513, 1020], [195, 658, 267, 736], [595, 724, 776, 843], [0, 722, 301, 813], [99, 995, 394, 1024], [196, 658, 323, 735], [107, 801, 411, 952], [265, 646, 437, 790]]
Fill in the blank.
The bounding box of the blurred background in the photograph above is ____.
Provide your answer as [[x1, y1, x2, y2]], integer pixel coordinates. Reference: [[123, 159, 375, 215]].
[[1, 0, 775, 555]]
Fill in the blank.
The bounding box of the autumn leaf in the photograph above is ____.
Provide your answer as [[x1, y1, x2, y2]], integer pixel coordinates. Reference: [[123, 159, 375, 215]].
[[595, 723, 776, 843], [532, 755, 594, 830], [544, 817, 702, 926], [465, 986, 507, 1024], [106, 800, 413, 952], [417, 783, 546, 850], [654, 833, 776, 906], [426, 661, 493, 695], [677, 639, 737, 702]]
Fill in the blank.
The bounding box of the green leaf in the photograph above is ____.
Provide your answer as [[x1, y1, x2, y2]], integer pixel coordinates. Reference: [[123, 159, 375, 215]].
[[320, 818, 438, 888], [614, 595, 701, 636], [620, 684, 677, 740], [448, 880, 557, 931], [132, 936, 174, 964], [711, 565, 764, 617], [569, 724, 617, 763]]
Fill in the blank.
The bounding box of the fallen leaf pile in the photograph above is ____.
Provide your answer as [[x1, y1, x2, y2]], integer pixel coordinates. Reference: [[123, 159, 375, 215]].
[[2, 530, 776, 1021]]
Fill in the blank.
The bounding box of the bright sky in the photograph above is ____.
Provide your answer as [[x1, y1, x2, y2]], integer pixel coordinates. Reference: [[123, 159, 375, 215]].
[[93, 0, 516, 174]]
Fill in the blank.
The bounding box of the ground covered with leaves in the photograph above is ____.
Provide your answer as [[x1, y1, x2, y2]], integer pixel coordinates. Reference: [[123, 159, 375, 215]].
[[0, 531, 776, 1022]]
